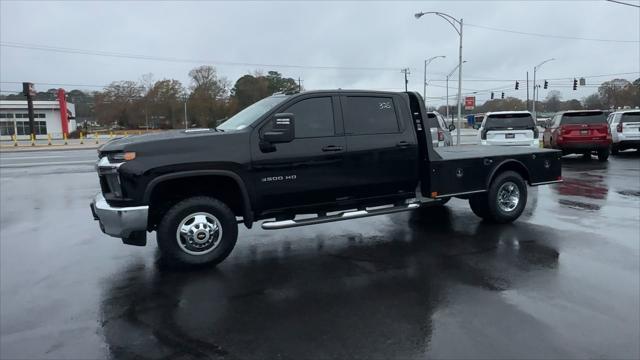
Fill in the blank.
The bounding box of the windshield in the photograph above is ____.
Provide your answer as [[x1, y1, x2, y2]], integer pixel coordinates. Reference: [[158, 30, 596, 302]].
[[485, 113, 534, 129], [621, 112, 640, 123], [561, 112, 606, 125], [217, 96, 289, 131]]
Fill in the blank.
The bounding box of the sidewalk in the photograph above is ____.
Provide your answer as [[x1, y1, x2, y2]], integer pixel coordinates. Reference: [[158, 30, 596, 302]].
[[0, 140, 101, 152]]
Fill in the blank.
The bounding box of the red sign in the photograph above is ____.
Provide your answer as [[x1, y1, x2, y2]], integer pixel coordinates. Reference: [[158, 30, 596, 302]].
[[57, 89, 69, 136], [464, 96, 476, 110]]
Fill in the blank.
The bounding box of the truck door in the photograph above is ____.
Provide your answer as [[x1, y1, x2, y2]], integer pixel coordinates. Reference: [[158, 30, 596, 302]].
[[250, 95, 348, 212], [340, 94, 418, 199]]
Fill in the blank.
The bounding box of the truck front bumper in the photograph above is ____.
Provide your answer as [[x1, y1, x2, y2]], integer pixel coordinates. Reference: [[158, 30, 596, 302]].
[[90, 192, 148, 238]]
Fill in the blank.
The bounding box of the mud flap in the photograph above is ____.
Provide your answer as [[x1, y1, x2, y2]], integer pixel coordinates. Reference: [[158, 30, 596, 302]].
[[122, 231, 147, 246]]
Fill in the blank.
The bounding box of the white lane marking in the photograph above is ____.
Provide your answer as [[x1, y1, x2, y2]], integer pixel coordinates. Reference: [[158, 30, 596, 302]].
[[0, 160, 96, 168], [0, 155, 66, 160]]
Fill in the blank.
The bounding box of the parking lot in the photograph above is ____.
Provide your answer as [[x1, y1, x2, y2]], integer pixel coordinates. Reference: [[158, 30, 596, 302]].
[[0, 149, 639, 359]]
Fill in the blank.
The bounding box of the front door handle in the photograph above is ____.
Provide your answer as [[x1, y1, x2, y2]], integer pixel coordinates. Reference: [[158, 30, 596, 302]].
[[322, 145, 343, 152], [396, 141, 410, 148]]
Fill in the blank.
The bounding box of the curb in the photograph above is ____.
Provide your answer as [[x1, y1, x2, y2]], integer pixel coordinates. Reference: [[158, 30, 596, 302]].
[[0, 145, 100, 153]]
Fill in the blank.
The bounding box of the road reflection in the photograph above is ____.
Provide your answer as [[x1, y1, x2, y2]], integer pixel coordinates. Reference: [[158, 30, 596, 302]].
[[99, 206, 560, 359], [554, 158, 609, 210]]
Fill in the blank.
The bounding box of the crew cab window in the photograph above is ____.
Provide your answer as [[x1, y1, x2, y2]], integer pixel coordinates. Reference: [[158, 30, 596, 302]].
[[282, 97, 335, 138], [344, 96, 400, 135]]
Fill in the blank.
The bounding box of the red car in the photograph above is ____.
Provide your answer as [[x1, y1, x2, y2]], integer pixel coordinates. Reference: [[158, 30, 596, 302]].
[[542, 110, 612, 161]]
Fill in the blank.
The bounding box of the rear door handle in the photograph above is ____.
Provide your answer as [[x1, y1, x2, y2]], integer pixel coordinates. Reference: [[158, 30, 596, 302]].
[[322, 145, 343, 152], [396, 141, 410, 148]]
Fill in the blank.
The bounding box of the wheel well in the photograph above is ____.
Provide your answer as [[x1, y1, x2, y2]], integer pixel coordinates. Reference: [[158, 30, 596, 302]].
[[147, 175, 246, 230], [488, 161, 530, 187]]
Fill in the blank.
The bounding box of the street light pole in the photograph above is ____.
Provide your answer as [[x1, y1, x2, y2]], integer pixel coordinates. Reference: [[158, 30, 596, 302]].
[[445, 61, 466, 126], [423, 55, 446, 105], [183, 96, 188, 130], [532, 58, 555, 121], [415, 11, 463, 145]]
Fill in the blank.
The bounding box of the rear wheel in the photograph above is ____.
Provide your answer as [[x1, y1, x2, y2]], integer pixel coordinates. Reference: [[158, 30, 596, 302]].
[[597, 148, 610, 162], [157, 196, 238, 267], [484, 171, 527, 223]]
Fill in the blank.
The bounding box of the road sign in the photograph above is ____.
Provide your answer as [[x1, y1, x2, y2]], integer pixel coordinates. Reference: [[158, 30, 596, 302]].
[[464, 96, 476, 110]]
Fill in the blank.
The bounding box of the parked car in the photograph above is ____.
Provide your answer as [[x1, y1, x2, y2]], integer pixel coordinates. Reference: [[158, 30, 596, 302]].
[[91, 90, 562, 267], [426, 111, 454, 147], [476, 111, 539, 147], [542, 110, 611, 161], [607, 110, 640, 154]]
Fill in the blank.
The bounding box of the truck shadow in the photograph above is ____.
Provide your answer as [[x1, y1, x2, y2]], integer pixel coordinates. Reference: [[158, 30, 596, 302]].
[[99, 206, 560, 359]]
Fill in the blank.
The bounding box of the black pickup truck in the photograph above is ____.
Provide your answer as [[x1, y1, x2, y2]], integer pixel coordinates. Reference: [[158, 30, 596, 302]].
[[91, 90, 562, 266]]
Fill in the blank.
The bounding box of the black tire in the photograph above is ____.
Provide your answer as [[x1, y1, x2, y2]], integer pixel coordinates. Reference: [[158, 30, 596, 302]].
[[468, 194, 490, 219], [485, 171, 528, 224], [597, 148, 610, 162], [157, 196, 238, 267], [611, 145, 619, 155]]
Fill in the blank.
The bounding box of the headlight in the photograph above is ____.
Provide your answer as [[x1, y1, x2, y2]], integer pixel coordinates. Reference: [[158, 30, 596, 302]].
[[108, 152, 136, 162]]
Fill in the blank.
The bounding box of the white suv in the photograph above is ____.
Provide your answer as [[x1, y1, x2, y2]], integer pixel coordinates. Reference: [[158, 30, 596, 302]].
[[608, 110, 640, 154], [476, 111, 539, 147]]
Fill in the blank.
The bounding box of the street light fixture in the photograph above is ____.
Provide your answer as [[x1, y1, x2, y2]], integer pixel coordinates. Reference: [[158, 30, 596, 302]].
[[445, 61, 467, 124], [415, 11, 464, 145], [532, 58, 555, 121], [423, 55, 446, 105]]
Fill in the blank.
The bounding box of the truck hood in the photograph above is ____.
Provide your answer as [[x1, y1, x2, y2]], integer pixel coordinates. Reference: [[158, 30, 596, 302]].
[[99, 129, 223, 153]]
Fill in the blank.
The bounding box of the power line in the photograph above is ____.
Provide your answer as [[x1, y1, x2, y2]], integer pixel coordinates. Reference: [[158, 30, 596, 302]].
[[606, 0, 640, 8], [0, 41, 403, 72], [465, 23, 639, 43]]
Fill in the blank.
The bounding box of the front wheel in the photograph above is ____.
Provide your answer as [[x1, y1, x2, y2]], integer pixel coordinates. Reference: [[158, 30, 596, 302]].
[[157, 196, 238, 267], [598, 148, 610, 162]]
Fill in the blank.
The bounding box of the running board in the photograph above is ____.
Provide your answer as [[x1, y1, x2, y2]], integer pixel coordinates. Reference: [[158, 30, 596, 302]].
[[261, 203, 420, 230]]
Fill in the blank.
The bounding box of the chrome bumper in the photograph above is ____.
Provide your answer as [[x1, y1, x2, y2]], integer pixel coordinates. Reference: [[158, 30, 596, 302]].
[[90, 193, 148, 238]]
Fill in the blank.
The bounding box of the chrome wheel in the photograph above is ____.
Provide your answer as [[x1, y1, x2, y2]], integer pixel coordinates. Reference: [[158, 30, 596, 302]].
[[497, 181, 520, 213], [176, 212, 223, 255]]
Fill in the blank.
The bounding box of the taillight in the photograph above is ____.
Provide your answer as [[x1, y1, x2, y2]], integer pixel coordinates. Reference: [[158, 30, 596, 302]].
[[438, 130, 445, 142], [617, 123, 622, 133]]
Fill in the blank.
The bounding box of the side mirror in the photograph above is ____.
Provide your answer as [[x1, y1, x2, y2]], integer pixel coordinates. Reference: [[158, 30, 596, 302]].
[[448, 123, 456, 132], [263, 113, 295, 144]]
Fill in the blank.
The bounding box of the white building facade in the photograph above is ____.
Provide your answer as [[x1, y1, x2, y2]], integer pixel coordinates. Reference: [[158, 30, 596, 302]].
[[0, 100, 76, 140]]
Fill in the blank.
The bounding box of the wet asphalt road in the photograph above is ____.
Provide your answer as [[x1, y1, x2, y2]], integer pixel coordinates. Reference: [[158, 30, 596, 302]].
[[0, 149, 639, 359]]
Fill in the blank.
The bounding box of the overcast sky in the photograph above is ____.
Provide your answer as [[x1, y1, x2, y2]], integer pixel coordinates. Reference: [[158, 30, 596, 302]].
[[1, 0, 639, 107]]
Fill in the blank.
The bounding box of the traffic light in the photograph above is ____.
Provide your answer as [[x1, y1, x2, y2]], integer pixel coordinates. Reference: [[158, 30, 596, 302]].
[[490, 92, 494, 99], [501, 92, 505, 99], [515, 81, 519, 90], [544, 80, 548, 89], [573, 78, 578, 90]]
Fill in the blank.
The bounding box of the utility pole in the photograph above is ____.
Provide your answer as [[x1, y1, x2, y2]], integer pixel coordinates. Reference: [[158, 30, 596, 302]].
[[532, 58, 554, 121], [401, 68, 410, 91], [298, 77, 302, 92], [183, 96, 188, 130], [526, 72, 529, 111], [22, 82, 36, 139]]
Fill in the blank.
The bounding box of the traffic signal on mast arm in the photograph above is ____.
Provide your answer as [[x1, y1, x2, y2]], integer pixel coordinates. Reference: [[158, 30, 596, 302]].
[[501, 92, 505, 99], [490, 92, 494, 99], [515, 81, 519, 90], [544, 80, 548, 89], [573, 78, 578, 90]]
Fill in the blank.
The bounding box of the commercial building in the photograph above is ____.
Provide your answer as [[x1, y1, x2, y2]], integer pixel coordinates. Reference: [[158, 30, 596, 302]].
[[0, 99, 76, 140]]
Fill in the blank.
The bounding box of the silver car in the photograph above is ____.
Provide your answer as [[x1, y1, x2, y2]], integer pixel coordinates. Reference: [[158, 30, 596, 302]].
[[426, 111, 455, 147]]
